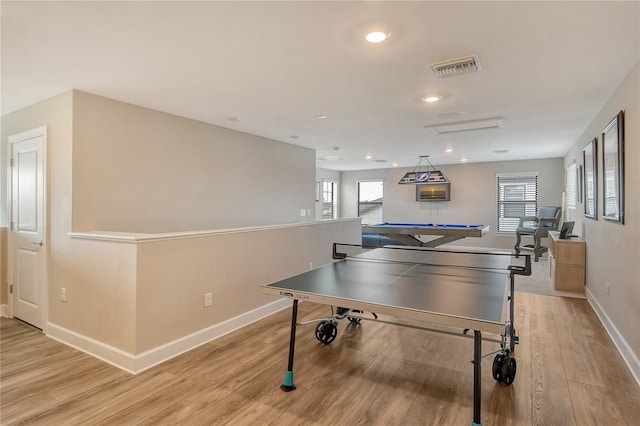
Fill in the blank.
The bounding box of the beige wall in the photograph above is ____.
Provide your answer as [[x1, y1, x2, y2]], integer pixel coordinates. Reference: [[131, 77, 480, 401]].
[[1, 90, 361, 371], [53, 238, 139, 352], [0, 92, 138, 350], [563, 63, 639, 372], [135, 220, 360, 354], [46, 219, 360, 370], [72, 91, 316, 233], [340, 158, 564, 250], [1, 91, 74, 321]]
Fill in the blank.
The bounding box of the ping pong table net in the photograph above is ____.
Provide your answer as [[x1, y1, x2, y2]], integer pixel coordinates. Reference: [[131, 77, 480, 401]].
[[332, 243, 531, 276]]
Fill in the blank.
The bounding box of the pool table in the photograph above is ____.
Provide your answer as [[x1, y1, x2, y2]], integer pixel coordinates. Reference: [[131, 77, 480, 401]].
[[361, 222, 489, 247]]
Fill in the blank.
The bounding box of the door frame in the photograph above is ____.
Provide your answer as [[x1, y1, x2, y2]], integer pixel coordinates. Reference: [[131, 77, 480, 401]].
[[7, 126, 49, 330]]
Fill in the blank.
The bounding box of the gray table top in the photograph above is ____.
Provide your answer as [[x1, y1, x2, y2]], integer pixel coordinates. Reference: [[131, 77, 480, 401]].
[[263, 246, 513, 333]]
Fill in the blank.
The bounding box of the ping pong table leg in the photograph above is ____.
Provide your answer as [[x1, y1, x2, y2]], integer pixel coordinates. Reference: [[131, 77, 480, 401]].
[[472, 330, 482, 426], [281, 299, 298, 392], [509, 273, 518, 351]]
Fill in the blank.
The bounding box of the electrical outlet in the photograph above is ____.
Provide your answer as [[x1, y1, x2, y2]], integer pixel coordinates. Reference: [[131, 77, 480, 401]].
[[300, 209, 306, 217], [308, 262, 313, 270], [204, 292, 213, 307], [61, 288, 67, 303], [605, 282, 610, 296]]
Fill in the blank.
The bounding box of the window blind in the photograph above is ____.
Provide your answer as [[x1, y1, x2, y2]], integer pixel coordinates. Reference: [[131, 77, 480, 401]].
[[496, 174, 538, 232], [566, 163, 577, 209]]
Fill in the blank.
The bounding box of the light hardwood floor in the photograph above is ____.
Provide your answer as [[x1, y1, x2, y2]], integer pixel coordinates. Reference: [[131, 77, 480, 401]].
[[2, 293, 640, 425]]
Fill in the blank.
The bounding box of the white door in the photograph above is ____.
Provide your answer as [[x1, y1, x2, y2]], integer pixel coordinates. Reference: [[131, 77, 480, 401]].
[[9, 126, 47, 329]]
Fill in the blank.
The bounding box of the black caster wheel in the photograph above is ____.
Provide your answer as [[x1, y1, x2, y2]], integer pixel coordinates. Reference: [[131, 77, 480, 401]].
[[501, 356, 517, 385], [492, 353, 506, 382], [315, 321, 338, 344], [347, 317, 361, 324]]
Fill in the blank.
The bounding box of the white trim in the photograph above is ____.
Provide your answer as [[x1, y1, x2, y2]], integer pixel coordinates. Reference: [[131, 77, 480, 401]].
[[356, 178, 385, 183], [68, 218, 360, 244], [133, 298, 291, 374], [496, 171, 539, 178], [46, 323, 139, 374], [586, 287, 640, 388], [46, 298, 291, 374], [0, 304, 8, 317]]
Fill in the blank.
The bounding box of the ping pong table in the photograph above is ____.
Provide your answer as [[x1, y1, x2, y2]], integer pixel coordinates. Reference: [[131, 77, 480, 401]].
[[262, 244, 530, 426], [361, 222, 489, 247]]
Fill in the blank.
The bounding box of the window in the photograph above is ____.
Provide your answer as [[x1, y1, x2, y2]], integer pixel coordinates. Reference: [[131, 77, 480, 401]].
[[322, 181, 337, 219], [565, 163, 577, 210], [358, 180, 383, 225], [496, 173, 538, 232]]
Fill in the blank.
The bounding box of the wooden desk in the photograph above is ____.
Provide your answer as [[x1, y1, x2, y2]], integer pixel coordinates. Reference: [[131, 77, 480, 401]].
[[548, 231, 585, 292]]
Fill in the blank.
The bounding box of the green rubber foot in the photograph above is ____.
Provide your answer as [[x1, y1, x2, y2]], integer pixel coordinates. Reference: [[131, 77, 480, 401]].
[[281, 370, 296, 392]]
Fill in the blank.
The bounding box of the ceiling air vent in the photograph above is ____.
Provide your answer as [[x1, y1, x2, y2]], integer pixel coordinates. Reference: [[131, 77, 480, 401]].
[[429, 55, 481, 79]]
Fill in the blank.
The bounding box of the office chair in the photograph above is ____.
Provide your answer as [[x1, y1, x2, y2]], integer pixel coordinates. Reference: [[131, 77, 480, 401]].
[[514, 206, 562, 262]]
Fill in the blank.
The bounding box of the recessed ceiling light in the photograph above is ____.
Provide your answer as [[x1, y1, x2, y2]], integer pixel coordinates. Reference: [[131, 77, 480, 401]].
[[444, 148, 453, 153], [460, 158, 468, 162], [422, 96, 442, 103], [365, 155, 373, 160], [392, 162, 399, 167], [365, 31, 389, 43], [316, 115, 328, 119]]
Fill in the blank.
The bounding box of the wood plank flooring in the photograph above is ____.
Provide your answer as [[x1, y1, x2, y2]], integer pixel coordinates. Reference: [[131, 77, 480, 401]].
[[2, 293, 640, 425]]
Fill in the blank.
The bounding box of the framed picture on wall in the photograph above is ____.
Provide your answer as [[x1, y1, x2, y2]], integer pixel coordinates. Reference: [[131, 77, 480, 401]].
[[583, 138, 597, 219], [602, 111, 625, 224]]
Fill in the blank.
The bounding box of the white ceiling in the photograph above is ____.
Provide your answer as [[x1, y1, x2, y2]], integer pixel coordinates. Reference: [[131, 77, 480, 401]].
[[2, 1, 639, 171]]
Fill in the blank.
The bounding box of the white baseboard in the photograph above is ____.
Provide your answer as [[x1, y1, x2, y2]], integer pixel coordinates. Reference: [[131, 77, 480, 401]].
[[586, 287, 640, 388], [0, 304, 8, 317], [47, 322, 139, 373], [46, 298, 292, 374], [132, 298, 291, 373]]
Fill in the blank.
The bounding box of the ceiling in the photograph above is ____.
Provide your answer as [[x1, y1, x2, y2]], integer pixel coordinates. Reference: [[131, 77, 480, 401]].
[[2, 1, 639, 171]]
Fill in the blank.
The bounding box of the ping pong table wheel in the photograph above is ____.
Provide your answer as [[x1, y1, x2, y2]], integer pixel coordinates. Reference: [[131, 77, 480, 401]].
[[501, 356, 517, 386], [347, 317, 361, 324], [492, 353, 506, 382], [315, 321, 337, 344]]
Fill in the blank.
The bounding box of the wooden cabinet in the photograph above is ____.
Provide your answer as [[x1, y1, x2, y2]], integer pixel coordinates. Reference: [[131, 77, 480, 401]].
[[548, 231, 585, 292]]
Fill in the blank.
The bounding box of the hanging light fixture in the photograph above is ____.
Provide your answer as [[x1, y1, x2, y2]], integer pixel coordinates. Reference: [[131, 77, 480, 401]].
[[398, 155, 450, 184]]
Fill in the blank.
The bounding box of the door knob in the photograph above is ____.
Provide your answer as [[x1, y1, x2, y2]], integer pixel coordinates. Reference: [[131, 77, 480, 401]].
[[30, 241, 43, 246]]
